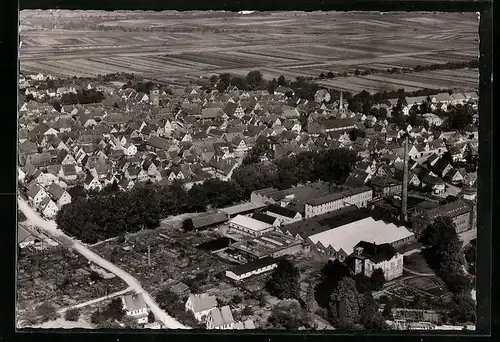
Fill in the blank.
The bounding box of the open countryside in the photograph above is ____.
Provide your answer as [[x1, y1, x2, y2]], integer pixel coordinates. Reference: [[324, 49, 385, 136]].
[[21, 11, 478, 92]]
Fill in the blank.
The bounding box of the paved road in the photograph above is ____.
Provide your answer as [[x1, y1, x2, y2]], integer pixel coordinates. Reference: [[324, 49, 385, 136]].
[[58, 287, 132, 314], [18, 198, 190, 329]]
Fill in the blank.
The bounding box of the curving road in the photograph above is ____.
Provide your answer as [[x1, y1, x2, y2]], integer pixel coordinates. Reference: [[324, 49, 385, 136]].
[[18, 198, 190, 329]]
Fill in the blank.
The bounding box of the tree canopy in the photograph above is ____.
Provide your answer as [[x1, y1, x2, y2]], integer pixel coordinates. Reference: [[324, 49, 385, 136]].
[[266, 258, 301, 300], [329, 277, 361, 329], [421, 217, 471, 294], [267, 301, 313, 330]]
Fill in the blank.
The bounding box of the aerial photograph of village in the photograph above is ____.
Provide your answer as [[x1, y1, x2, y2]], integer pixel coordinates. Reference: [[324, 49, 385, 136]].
[[17, 10, 478, 331]]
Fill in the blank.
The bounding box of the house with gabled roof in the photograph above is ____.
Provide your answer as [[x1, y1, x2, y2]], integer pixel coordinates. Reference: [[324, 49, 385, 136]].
[[46, 183, 72, 208], [40, 197, 59, 218], [27, 183, 49, 208], [122, 293, 149, 324], [185, 293, 218, 322], [61, 164, 78, 181], [206, 306, 235, 330], [84, 174, 102, 191]]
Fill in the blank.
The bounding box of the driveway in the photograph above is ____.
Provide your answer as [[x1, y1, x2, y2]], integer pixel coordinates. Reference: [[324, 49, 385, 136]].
[[18, 198, 190, 329]]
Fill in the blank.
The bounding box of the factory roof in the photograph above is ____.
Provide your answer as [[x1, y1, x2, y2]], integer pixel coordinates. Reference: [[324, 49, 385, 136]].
[[305, 186, 372, 206], [229, 215, 273, 232], [282, 206, 371, 239], [308, 216, 414, 256], [220, 201, 267, 216]]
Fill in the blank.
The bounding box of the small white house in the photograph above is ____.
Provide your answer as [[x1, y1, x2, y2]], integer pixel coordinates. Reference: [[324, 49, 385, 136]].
[[206, 306, 235, 330], [122, 293, 149, 324], [185, 293, 218, 322]]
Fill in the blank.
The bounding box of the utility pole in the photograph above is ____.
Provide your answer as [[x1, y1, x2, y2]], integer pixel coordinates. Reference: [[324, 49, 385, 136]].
[[147, 245, 151, 267], [401, 135, 409, 223]]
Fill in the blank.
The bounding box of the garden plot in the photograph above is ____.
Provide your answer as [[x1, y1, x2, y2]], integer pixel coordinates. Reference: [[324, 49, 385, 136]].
[[90, 228, 234, 295], [16, 247, 127, 324]]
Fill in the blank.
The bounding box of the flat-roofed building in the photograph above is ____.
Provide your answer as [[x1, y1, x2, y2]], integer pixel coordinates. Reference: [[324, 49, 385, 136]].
[[228, 215, 274, 237], [225, 256, 278, 282], [304, 186, 373, 218], [227, 231, 304, 261], [307, 216, 414, 261]]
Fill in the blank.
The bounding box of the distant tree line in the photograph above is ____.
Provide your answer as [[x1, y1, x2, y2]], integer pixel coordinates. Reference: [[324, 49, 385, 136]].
[[317, 59, 478, 80], [210, 71, 321, 101], [121, 80, 158, 94], [56, 147, 357, 243], [60, 89, 105, 105]]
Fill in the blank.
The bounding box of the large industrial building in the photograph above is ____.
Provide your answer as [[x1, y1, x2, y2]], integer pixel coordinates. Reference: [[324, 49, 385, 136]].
[[412, 199, 474, 236], [304, 186, 373, 218], [307, 216, 414, 261], [228, 215, 275, 237], [226, 231, 304, 262]]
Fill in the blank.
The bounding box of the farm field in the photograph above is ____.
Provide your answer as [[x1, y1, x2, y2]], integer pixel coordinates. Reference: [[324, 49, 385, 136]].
[[20, 10, 479, 92]]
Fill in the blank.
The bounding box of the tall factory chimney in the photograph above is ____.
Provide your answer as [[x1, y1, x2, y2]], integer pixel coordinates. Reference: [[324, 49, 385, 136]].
[[401, 135, 409, 223]]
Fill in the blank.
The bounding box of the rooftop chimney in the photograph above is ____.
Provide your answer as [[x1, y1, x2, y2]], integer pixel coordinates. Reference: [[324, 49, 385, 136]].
[[401, 135, 409, 223]]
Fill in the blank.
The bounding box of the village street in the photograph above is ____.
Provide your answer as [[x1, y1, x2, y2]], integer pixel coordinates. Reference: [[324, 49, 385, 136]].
[[18, 198, 190, 329]]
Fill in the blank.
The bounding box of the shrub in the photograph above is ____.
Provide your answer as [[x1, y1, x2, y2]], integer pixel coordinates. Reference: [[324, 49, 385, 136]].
[[232, 295, 243, 305], [241, 306, 253, 316], [64, 308, 81, 322], [36, 302, 59, 323]]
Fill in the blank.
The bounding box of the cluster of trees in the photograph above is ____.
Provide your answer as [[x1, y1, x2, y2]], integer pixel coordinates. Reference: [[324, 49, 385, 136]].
[[60, 89, 105, 105], [346, 88, 454, 116], [442, 103, 475, 131], [420, 217, 476, 324], [210, 71, 321, 101], [267, 301, 314, 330], [266, 259, 301, 300], [329, 277, 387, 330], [121, 80, 159, 94], [89, 297, 141, 328], [316, 59, 477, 82], [414, 60, 479, 72], [421, 217, 471, 293], [313, 260, 387, 330], [57, 147, 357, 243], [464, 241, 476, 275], [234, 147, 357, 197], [319, 71, 350, 79]]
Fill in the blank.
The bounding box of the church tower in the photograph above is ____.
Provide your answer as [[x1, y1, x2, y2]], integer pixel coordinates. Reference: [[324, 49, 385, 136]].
[[150, 85, 159, 106], [339, 91, 346, 116]]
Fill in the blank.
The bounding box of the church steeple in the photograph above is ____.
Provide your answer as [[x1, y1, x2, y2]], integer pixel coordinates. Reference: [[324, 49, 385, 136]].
[[339, 91, 345, 115]]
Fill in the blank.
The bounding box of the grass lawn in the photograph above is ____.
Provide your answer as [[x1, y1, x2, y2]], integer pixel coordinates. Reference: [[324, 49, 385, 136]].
[[403, 252, 434, 275]]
